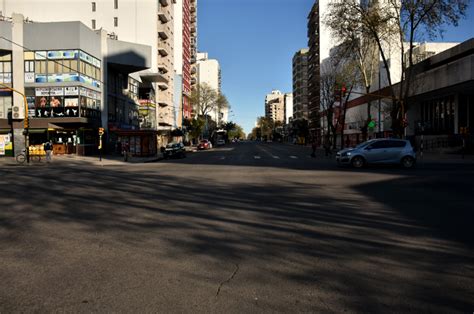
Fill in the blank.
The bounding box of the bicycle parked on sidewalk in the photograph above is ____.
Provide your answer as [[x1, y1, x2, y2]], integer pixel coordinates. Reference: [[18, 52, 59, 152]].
[[15, 149, 42, 164]]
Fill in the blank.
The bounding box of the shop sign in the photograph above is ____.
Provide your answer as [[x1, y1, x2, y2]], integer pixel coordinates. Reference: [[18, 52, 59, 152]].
[[47, 73, 80, 83], [50, 87, 64, 96], [35, 74, 47, 83], [35, 88, 50, 97], [65, 87, 79, 96], [79, 87, 88, 97], [25, 72, 35, 83], [35, 51, 47, 60], [87, 90, 96, 99], [79, 51, 95, 65], [47, 50, 78, 60]]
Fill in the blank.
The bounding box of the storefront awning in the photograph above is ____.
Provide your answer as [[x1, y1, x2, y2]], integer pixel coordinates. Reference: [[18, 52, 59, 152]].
[[28, 129, 47, 134]]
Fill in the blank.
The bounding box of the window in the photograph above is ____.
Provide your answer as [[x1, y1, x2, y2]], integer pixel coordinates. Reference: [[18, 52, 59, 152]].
[[369, 141, 390, 149], [24, 60, 34, 72], [92, 19, 96, 29], [114, 17, 118, 27], [389, 141, 406, 148], [92, 2, 96, 11], [114, 0, 118, 9]]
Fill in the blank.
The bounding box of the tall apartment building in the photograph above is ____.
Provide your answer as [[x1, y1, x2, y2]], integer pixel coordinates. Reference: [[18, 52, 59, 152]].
[[292, 48, 309, 121], [173, 0, 194, 126], [0, 0, 179, 145], [190, 0, 198, 98], [307, 0, 332, 142], [265, 90, 285, 124]]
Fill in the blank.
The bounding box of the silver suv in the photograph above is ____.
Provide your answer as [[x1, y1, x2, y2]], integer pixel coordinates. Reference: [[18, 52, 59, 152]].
[[336, 138, 416, 168]]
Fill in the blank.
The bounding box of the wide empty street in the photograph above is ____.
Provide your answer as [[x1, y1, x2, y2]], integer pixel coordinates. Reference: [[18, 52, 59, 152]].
[[1, 142, 473, 312]]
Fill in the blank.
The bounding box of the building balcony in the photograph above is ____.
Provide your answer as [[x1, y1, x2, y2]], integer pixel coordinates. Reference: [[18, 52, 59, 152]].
[[157, 24, 169, 40], [159, 0, 169, 7], [190, 26, 196, 33], [158, 45, 169, 57], [157, 63, 168, 74], [190, 5, 196, 13], [158, 12, 169, 23], [157, 82, 169, 90]]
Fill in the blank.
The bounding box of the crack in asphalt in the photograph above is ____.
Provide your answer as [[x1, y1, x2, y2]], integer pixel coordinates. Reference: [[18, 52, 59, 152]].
[[215, 263, 240, 297]]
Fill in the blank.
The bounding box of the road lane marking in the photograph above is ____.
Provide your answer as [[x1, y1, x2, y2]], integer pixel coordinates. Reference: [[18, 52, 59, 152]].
[[254, 156, 261, 159], [272, 156, 280, 159], [289, 156, 298, 159], [219, 156, 226, 160]]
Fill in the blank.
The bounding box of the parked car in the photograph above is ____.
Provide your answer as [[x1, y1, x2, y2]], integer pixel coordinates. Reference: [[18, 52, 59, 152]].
[[336, 138, 416, 168], [197, 139, 213, 150], [216, 139, 225, 146], [164, 142, 186, 159]]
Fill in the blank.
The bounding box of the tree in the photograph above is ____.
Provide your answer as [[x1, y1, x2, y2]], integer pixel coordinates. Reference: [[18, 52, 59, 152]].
[[190, 83, 218, 117], [216, 94, 230, 125], [326, 0, 468, 137], [188, 117, 206, 142]]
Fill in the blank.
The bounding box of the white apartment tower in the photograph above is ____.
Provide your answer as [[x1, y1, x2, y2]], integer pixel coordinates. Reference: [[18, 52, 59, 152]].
[[196, 52, 228, 124]]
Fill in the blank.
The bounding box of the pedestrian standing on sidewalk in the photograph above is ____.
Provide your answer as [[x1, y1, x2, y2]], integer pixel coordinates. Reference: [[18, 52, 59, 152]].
[[323, 138, 332, 157], [311, 139, 317, 158], [44, 140, 53, 163], [122, 142, 129, 162]]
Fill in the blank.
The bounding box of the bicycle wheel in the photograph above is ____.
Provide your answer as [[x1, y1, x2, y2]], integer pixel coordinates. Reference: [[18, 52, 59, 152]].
[[16, 154, 26, 164], [31, 155, 41, 162]]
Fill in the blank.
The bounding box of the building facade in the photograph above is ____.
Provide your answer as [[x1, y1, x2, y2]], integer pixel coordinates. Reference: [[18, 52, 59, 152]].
[[265, 90, 285, 124], [292, 48, 309, 121], [337, 40, 473, 149], [196, 52, 228, 124], [0, 0, 179, 147], [0, 15, 154, 158], [284, 93, 293, 125]]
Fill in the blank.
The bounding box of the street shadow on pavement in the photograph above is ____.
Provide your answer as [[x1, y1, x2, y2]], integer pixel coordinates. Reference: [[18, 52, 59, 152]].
[[0, 164, 473, 312]]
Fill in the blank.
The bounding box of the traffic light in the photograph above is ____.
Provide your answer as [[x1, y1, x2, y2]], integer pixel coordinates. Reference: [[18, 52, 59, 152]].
[[98, 127, 104, 136], [341, 85, 347, 97]]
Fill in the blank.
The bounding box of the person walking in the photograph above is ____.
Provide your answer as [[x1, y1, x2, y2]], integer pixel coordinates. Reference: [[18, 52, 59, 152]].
[[44, 140, 53, 163], [324, 138, 332, 157], [310, 140, 317, 158]]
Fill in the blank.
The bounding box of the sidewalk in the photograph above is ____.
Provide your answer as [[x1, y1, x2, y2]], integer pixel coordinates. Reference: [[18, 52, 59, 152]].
[[0, 153, 164, 167]]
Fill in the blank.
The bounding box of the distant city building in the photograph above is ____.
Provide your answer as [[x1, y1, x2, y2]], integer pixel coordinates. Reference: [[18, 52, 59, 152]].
[[284, 93, 293, 125], [292, 48, 309, 121], [196, 52, 228, 124], [265, 90, 285, 124]]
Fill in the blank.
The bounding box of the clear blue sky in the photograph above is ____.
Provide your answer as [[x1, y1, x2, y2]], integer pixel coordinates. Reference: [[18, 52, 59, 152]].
[[197, 0, 474, 135]]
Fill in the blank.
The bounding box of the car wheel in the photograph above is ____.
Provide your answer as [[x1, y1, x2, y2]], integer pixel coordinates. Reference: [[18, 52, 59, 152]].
[[401, 156, 415, 168], [351, 156, 365, 168]]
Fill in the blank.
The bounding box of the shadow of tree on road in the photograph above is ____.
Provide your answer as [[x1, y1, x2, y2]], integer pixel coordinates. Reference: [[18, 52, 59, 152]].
[[0, 164, 472, 312]]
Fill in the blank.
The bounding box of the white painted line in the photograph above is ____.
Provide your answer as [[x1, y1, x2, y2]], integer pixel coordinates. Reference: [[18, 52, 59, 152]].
[[289, 156, 298, 159], [272, 156, 280, 159], [254, 156, 261, 159], [219, 156, 226, 160]]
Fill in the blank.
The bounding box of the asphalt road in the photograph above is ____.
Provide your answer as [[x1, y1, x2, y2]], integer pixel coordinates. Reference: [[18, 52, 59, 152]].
[[1, 142, 473, 313]]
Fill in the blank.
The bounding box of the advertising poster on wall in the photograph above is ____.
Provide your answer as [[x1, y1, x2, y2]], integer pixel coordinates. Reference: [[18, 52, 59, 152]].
[[0, 134, 12, 156]]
